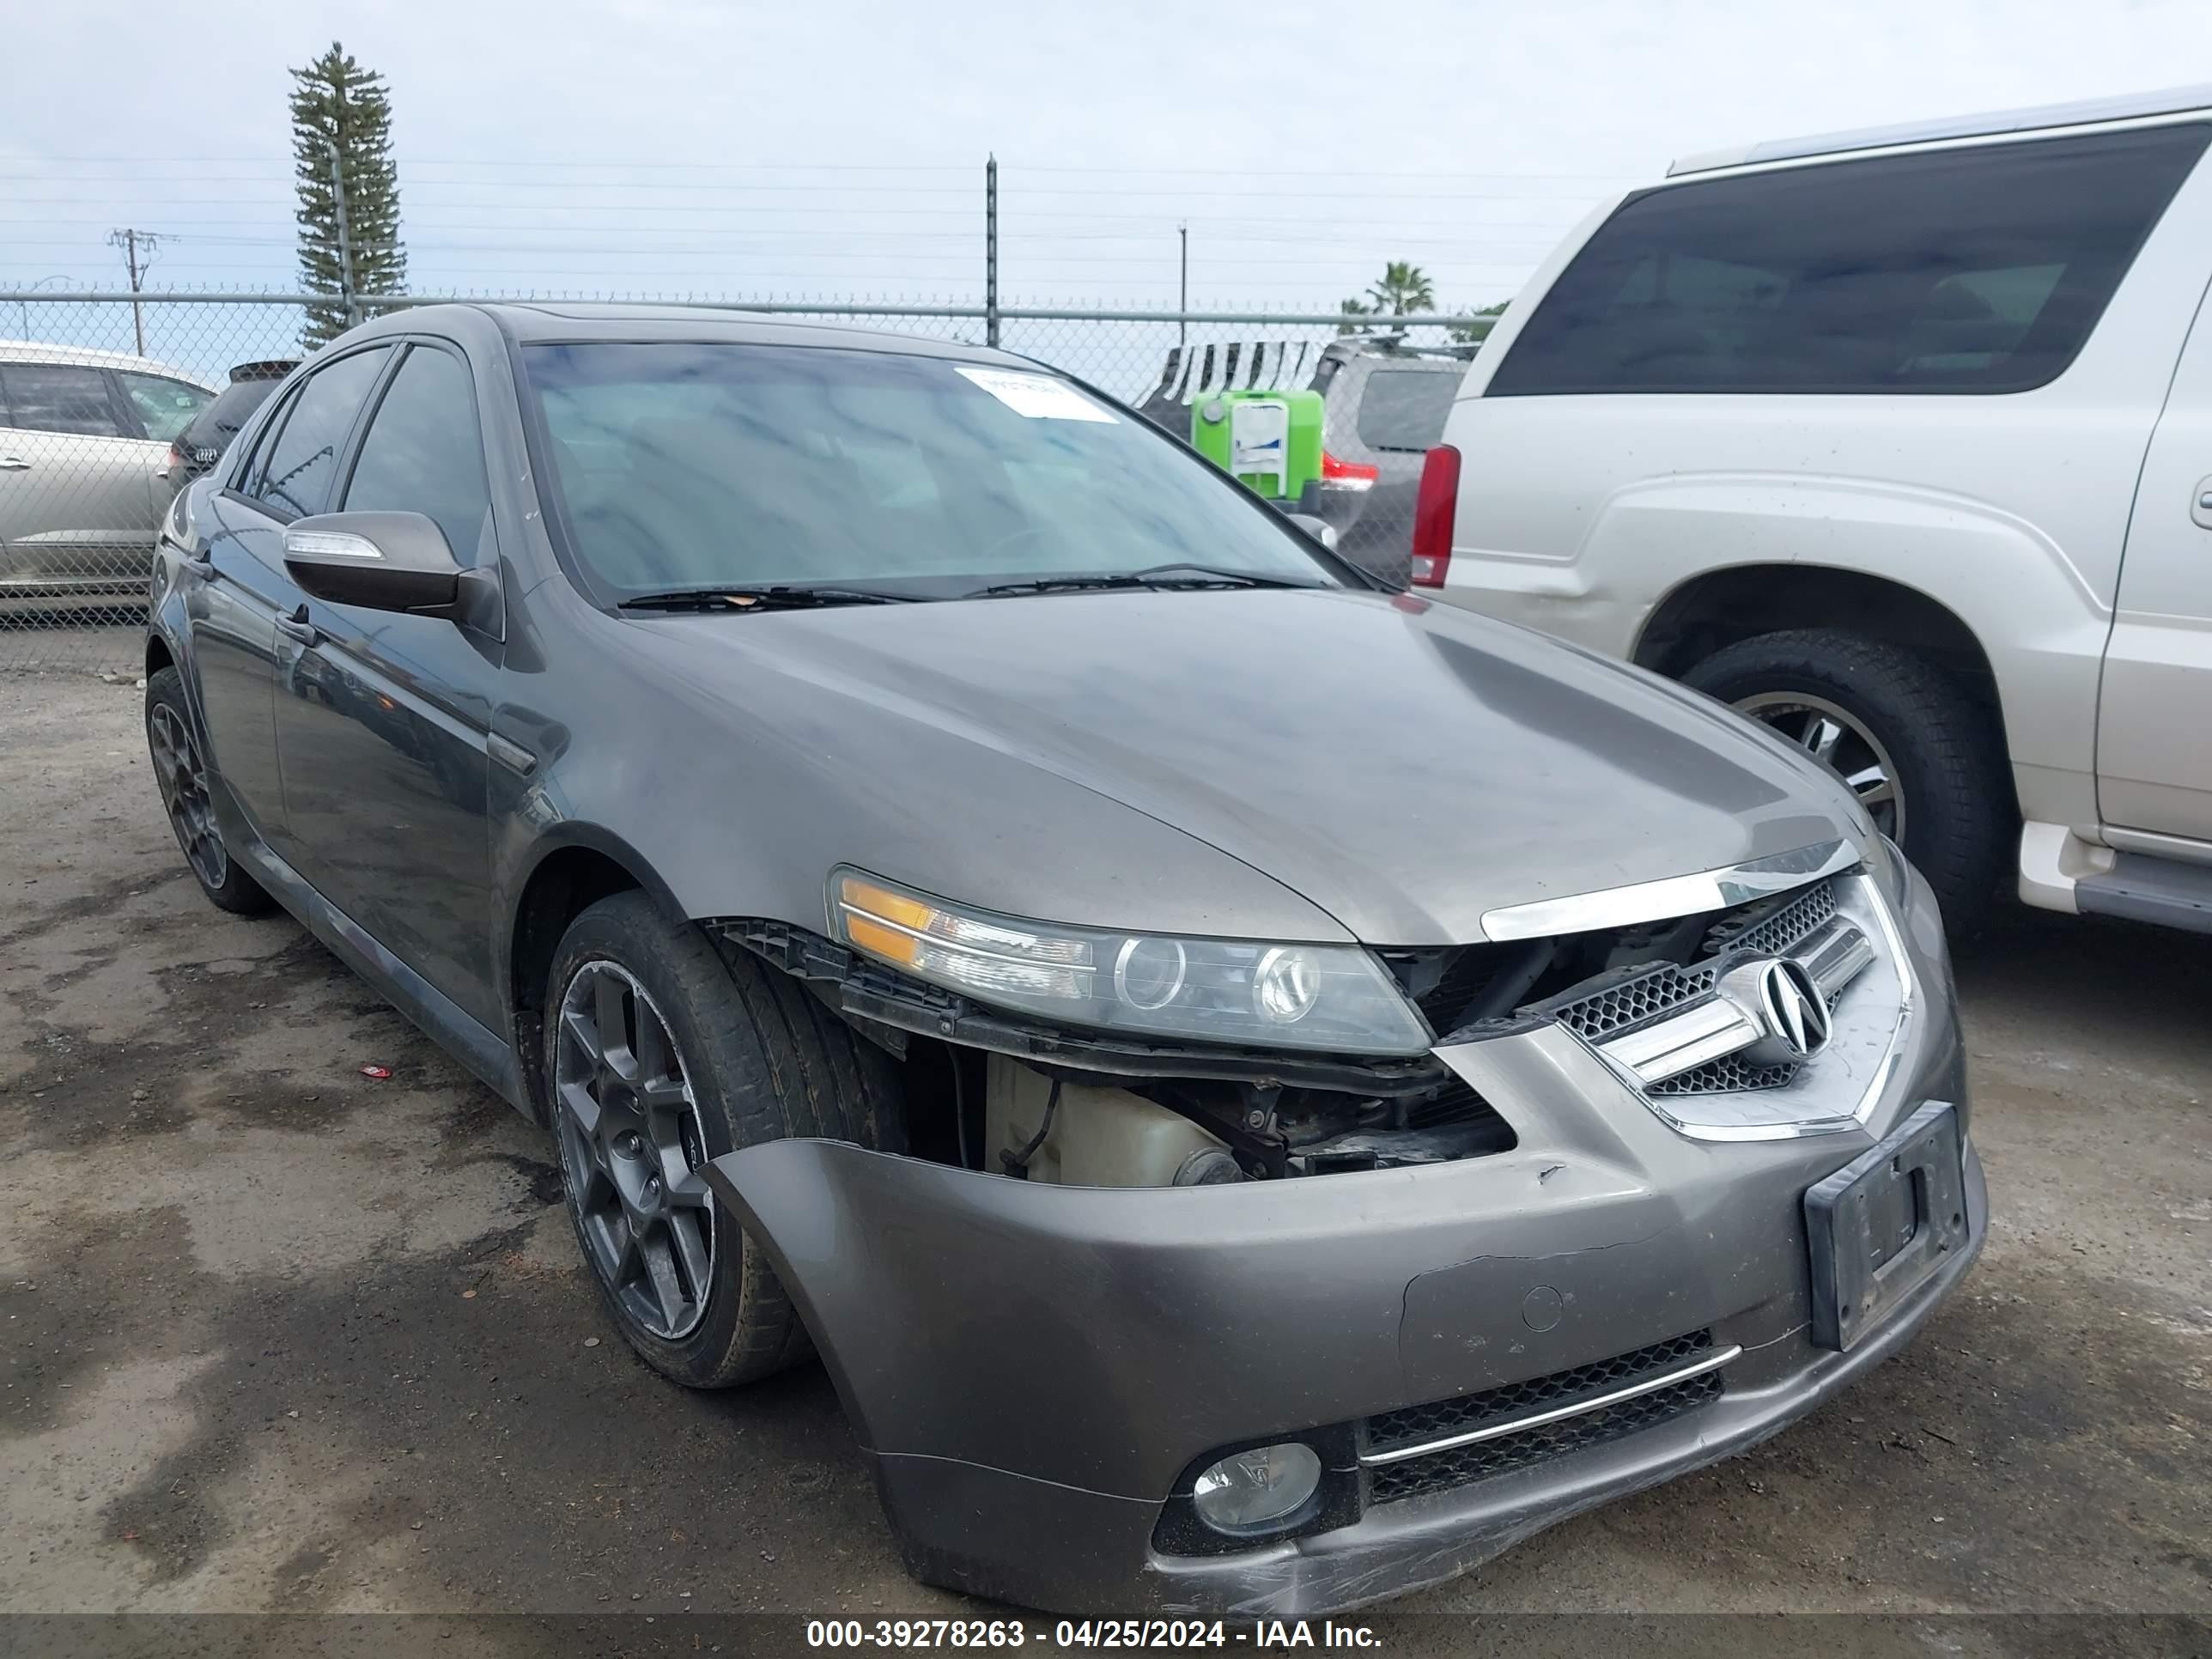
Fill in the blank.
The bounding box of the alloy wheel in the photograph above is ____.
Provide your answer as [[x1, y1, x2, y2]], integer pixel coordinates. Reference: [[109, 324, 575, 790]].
[[148, 702, 228, 890], [553, 959, 716, 1341], [1733, 691, 1905, 841]]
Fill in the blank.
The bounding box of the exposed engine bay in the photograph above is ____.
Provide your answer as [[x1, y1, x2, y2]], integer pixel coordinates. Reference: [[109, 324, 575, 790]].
[[719, 881, 1844, 1189], [982, 1052, 1514, 1187]]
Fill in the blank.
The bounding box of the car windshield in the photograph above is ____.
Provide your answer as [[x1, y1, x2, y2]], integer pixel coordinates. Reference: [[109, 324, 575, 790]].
[[522, 341, 1345, 601]]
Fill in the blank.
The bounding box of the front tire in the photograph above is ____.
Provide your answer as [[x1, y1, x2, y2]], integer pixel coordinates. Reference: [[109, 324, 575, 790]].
[[144, 665, 274, 916], [544, 892, 902, 1388], [1682, 629, 2011, 929]]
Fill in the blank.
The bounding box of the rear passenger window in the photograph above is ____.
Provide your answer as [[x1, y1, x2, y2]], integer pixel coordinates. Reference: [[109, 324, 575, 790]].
[[0, 362, 127, 437], [342, 346, 494, 563], [247, 346, 392, 519], [1354, 369, 1464, 452], [1489, 125, 2212, 397]]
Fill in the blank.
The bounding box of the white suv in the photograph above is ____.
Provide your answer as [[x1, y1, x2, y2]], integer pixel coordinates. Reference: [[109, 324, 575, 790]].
[[1416, 85, 2212, 934], [1415, 84, 2212, 938]]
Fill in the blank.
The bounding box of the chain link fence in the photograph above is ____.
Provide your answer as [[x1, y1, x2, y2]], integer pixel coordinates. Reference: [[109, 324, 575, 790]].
[[1, 292, 1486, 672]]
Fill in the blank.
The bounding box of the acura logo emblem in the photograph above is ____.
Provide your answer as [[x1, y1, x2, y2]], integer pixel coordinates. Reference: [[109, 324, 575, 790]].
[[1753, 957, 1832, 1061]]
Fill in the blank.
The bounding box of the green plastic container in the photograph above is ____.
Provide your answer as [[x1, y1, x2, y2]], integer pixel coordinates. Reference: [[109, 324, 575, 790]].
[[1191, 388, 1322, 501]]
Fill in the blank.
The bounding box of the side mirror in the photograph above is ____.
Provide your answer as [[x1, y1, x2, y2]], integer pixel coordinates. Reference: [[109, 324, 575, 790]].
[[1282, 512, 1340, 550], [283, 511, 464, 617]]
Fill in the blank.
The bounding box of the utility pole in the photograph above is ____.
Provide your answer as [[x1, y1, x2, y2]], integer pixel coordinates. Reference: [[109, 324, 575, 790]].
[[984, 154, 1000, 349], [106, 228, 159, 355], [1178, 222, 1188, 346]]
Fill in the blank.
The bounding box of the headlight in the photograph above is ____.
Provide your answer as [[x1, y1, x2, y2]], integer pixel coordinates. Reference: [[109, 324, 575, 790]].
[[829, 869, 1431, 1055]]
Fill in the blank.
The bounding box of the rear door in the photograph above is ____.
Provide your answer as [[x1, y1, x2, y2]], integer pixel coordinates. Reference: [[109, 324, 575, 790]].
[[190, 345, 396, 852], [2098, 289, 2212, 841], [0, 360, 155, 587], [270, 338, 502, 1027], [115, 368, 214, 517]]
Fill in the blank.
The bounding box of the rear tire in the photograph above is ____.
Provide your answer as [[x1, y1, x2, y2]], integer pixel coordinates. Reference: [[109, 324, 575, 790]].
[[1682, 629, 2011, 930], [144, 666, 275, 916], [544, 892, 902, 1388]]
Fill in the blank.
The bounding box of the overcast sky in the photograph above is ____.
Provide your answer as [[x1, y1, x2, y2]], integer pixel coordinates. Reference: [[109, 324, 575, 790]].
[[5, 0, 2211, 379]]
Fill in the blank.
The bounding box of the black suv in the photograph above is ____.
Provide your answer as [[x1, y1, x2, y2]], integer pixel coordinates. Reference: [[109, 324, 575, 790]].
[[158, 359, 297, 504]]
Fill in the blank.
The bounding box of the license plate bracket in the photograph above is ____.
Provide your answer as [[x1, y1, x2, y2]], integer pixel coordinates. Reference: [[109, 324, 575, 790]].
[[1805, 1100, 1968, 1352]]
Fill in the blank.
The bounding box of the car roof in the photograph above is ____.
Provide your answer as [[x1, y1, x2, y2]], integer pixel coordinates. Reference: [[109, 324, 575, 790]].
[[1668, 81, 2212, 177], [0, 338, 214, 385], [407, 301, 1045, 370]]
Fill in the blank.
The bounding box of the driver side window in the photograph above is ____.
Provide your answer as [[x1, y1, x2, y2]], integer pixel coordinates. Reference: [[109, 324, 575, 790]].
[[245, 346, 392, 520]]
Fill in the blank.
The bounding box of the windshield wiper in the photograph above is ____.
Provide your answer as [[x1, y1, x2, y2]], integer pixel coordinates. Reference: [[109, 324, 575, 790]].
[[966, 562, 1322, 599], [617, 584, 921, 612]]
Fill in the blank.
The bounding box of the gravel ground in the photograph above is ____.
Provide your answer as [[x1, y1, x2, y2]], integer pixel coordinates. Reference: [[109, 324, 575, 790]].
[[1, 669, 2207, 1656]]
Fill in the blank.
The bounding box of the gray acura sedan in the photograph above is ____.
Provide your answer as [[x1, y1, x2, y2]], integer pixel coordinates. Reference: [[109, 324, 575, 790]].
[[144, 303, 1982, 1617]]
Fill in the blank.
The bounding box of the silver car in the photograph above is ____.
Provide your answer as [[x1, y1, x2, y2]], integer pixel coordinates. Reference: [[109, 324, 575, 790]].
[[1, 340, 213, 603]]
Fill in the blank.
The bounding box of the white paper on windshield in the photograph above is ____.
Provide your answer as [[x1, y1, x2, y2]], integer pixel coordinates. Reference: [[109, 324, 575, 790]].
[[955, 367, 1118, 422]]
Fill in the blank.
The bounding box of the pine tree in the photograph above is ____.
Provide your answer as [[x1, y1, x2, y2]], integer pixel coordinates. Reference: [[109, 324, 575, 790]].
[[290, 43, 405, 348]]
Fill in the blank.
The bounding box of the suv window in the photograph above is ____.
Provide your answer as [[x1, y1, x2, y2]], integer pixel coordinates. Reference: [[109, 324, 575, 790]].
[[1353, 368, 1464, 452], [1489, 124, 2212, 397], [0, 362, 127, 437], [246, 346, 393, 519], [116, 372, 212, 443], [342, 345, 494, 563]]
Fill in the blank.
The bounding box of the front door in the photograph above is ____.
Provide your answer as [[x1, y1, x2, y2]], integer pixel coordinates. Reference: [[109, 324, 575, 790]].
[[193, 344, 398, 863], [2100, 290, 2212, 842], [185, 482, 292, 849], [270, 340, 502, 1030]]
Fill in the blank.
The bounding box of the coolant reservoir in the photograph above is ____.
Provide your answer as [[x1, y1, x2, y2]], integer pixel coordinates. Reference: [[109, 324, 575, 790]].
[[985, 1054, 1229, 1188]]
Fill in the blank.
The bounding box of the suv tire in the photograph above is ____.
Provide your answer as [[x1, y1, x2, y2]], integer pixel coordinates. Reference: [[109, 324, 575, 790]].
[[145, 665, 276, 916], [544, 892, 902, 1388], [1682, 629, 2010, 929]]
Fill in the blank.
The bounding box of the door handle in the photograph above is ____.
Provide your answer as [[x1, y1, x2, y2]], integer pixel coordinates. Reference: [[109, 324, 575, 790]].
[[2196, 477, 2212, 531], [0, 456, 30, 471], [276, 605, 321, 646]]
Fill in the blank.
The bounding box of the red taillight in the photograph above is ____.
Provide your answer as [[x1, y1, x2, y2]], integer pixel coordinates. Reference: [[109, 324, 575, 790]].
[[1410, 444, 1461, 588], [1319, 451, 1378, 490]]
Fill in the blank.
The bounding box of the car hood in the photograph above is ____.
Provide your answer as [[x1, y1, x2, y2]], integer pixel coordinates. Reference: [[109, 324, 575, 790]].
[[634, 588, 1862, 945]]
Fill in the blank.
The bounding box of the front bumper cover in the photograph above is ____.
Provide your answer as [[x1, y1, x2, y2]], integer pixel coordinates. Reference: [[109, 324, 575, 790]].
[[701, 867, 1980, 1617]]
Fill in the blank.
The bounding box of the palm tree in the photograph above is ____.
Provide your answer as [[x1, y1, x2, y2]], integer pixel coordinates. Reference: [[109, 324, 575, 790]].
[[1364, 261, 1436, 315]]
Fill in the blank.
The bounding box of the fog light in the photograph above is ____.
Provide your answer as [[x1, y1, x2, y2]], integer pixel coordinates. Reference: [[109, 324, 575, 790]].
[[1191, 1443, 1322, 1534]]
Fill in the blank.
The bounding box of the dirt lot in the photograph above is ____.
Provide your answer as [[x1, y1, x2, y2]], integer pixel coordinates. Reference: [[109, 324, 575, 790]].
[[2, 669, 2208, 1656]]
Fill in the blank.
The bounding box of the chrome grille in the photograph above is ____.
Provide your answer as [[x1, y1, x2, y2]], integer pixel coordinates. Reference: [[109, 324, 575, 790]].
[[1649, 1053, 1799, 1096], [1532, 878, 1840, 1049], [1535, 961, 1720, 1043], [1525, 876, 1869, 1097], [1700, 878, 1838, 958]]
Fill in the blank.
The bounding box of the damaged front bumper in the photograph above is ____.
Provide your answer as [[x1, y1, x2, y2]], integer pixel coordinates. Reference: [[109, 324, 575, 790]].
[[702, 867, 1983, 1617]]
